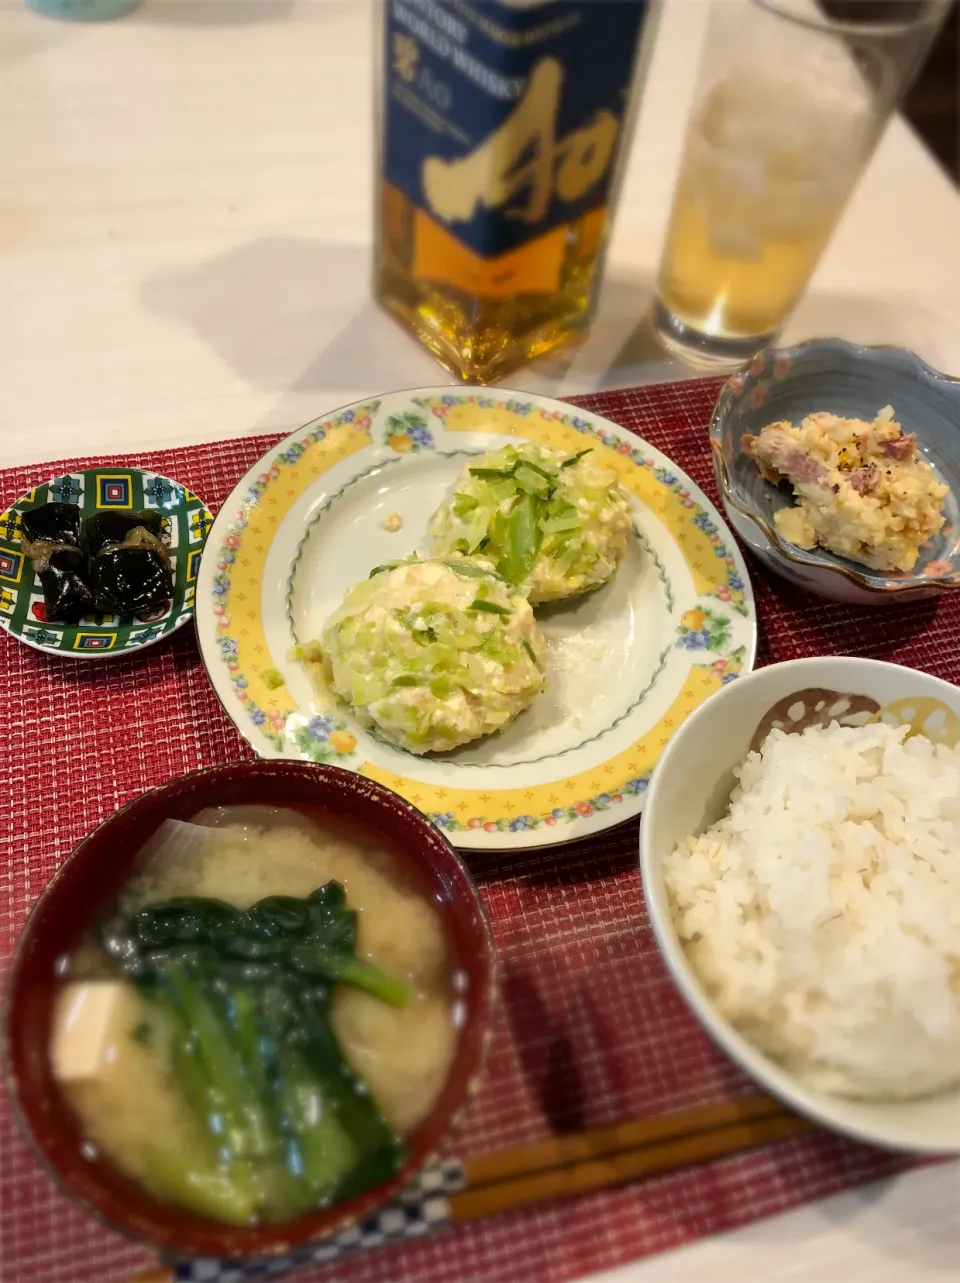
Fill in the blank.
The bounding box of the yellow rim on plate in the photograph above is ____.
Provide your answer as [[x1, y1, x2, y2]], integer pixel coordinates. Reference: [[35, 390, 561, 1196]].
[[196, 388, 757, 850]]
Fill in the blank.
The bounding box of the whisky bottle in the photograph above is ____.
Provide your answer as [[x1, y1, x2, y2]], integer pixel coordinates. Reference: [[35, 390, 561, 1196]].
[[375, 0, 662, 384]]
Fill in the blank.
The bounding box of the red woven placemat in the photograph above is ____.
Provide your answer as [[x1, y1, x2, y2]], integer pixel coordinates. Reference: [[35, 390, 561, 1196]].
[[2, 377, 957, 1283]]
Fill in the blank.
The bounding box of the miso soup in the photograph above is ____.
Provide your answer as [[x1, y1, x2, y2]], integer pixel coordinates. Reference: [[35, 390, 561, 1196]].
[[52, 806, 458, 1225]]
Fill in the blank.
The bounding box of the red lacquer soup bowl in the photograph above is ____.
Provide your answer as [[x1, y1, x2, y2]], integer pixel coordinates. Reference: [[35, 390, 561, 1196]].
[[4, 761, 497, 1260]]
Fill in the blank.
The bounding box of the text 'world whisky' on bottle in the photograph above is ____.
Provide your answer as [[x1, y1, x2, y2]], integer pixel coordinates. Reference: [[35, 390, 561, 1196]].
[[375, 0, 662, 384]]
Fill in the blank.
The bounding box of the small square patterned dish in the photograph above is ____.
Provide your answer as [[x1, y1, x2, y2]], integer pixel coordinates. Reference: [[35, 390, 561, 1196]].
[[0, 468, 214, 659], [710, 338, 960, 605]]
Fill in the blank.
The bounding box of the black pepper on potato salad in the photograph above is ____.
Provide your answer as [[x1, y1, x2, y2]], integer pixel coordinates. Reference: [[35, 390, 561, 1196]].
[[428, 443, 632, 604]]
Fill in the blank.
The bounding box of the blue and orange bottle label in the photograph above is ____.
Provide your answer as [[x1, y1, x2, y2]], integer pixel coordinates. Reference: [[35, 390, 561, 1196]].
[[382, 0, 650, 297]]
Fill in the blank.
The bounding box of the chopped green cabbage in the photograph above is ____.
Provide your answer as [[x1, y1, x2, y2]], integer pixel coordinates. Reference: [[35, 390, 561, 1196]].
[[429, 443, 631, 604], [306, 557, 546, 754]]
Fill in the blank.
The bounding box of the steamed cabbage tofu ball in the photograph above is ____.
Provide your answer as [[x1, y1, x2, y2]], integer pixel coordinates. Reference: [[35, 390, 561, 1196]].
[[317, 556, 546, 754], [429, 443, 631, 604]]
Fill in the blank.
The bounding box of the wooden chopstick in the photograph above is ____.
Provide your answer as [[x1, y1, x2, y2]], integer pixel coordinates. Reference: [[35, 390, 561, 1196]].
[[450, 1108, 809, 1224], [461, 1092, 787, 1188], [129, 1095, 808, 1283]]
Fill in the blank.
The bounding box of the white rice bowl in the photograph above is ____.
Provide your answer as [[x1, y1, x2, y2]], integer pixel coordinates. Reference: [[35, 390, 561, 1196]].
[[664, 720, 960, 1102]]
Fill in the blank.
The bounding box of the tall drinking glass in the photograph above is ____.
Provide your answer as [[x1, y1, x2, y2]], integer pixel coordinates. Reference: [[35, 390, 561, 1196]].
[[652, 0, 949, 366]]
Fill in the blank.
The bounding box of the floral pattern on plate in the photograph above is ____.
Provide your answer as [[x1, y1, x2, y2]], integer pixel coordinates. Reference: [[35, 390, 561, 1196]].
[[385, 410, 435, 454], [196, 389, 757, 851]]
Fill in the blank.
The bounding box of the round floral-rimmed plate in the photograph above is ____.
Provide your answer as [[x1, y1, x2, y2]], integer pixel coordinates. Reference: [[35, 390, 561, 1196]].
[[0, 469, 214, 659], [195, 388, 757, 850]]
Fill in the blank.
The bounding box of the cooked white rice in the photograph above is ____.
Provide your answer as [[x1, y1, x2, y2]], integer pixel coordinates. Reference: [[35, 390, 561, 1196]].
[[665, 720, 960, 1100]]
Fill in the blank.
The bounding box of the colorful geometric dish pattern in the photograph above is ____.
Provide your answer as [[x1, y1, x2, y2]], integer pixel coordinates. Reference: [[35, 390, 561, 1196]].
[[0, 469, 213, 658]]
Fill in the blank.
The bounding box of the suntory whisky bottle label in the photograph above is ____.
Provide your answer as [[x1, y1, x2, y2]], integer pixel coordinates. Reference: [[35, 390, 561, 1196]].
[[382, 0, 649, 298]]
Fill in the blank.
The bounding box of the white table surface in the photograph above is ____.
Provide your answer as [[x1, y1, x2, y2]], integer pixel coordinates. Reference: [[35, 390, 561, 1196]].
[[2, 0, 959, 1278]]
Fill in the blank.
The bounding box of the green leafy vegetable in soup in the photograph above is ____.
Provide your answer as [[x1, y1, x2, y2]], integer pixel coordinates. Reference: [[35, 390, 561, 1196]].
[[87, 884, 408, 1223], [52, 809, 458, 1229], [429, 443, 631, 604]]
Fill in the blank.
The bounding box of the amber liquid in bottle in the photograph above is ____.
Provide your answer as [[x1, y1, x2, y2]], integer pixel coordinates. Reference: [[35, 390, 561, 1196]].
[[377, 185, 610, 384], [374, 1, 657, 385]]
